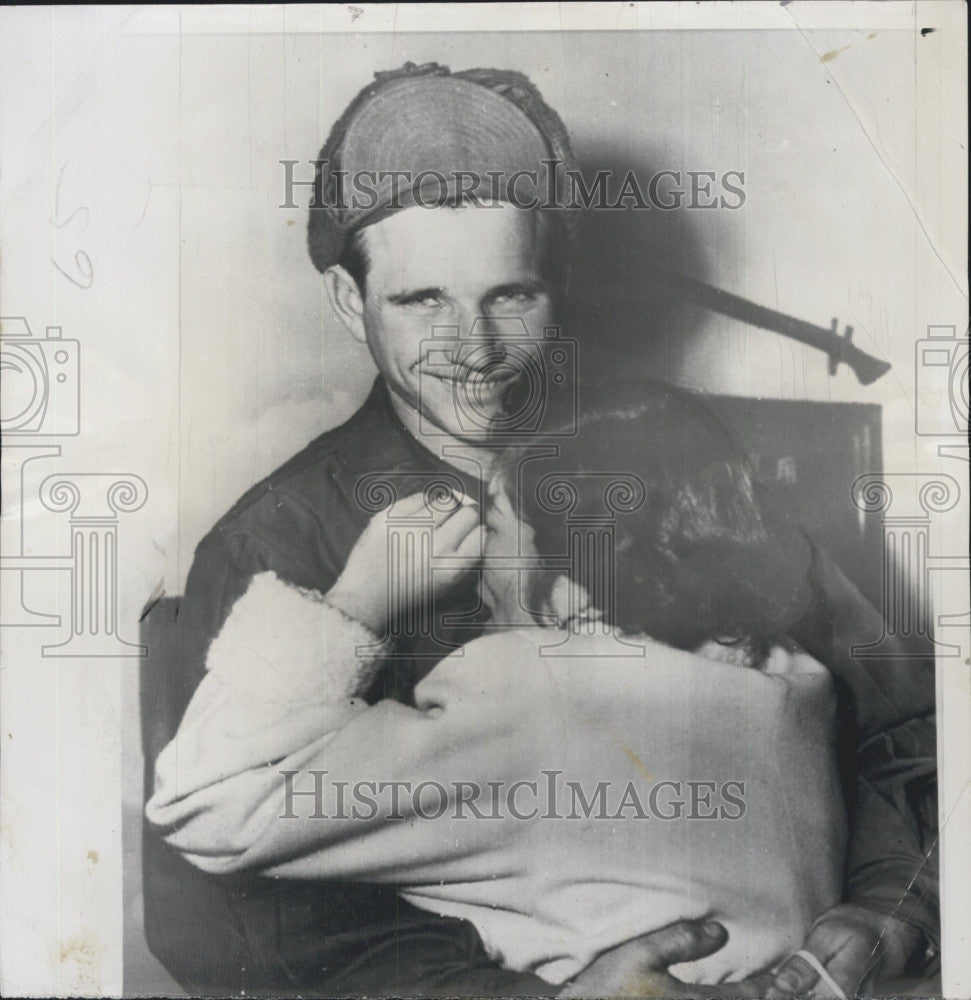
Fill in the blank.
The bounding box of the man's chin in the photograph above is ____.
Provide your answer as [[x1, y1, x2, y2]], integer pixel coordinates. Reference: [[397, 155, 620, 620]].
[[420, 408, 508, 446], [442, 423, 505, 446]]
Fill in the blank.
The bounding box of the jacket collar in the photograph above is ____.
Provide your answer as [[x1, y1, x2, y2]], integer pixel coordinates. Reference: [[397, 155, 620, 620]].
[[347, 378, 486, 499]]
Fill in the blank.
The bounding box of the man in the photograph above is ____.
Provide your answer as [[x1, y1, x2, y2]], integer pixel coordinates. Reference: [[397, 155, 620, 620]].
[[144, 62, 937, 998]]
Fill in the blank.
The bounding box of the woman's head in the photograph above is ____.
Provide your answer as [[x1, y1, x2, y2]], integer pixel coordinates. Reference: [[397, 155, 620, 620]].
[[492, 381, 813, 655]]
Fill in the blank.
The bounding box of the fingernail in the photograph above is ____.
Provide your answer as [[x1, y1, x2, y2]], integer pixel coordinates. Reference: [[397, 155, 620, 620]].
[[701, 920, 723, 939], [775, 972, 801, 993]]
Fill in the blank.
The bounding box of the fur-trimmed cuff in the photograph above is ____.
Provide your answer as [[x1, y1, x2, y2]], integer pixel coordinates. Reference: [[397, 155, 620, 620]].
[[205, 571, 387, 706]]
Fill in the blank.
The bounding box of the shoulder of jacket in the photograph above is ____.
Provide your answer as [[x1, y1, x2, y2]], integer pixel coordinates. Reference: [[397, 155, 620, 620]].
[[208, 397, 389, 539]]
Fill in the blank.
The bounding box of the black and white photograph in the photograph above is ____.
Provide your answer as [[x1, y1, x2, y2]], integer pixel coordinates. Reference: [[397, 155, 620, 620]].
[[0, 4, 968, 998]]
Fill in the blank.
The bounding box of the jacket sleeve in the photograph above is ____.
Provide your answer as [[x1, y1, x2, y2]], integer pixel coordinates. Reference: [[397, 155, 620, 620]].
[[791, 539, 935, 737], [789, 538, 938, 946], [148, 492, 558, 997], [845, 717, 939, 948], [146, 619, 532, 881], [171, 488, 349, 722], [146, 571, 387, 838]]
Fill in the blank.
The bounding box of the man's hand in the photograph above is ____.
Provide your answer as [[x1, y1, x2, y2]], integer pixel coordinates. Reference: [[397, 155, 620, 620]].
[[558, 919, 764, 999], [765, 904, 924, 999], [327, 490, 483, 633]]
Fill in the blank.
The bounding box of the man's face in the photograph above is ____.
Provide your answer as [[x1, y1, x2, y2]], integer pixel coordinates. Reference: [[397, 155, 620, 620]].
[[355, 203, 554, 444]]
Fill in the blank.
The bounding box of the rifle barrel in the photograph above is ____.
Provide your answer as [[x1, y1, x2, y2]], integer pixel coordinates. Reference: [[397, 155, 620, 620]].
[[652, 269, 891, 385]]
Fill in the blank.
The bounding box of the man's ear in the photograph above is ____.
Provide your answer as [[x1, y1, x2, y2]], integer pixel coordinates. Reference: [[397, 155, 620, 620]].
[[323, 265, 367, 344]]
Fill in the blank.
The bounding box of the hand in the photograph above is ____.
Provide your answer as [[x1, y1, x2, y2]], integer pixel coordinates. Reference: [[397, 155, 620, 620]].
[[327, 490, 483, 633], [765, 904, 925, 999], [558, 919, 763, 999]]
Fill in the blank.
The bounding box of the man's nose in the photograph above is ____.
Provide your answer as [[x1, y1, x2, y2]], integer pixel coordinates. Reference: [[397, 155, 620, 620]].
[[464, 312, 528, 342], [449, 304, 481, 341], [444, 314, 511, 372]]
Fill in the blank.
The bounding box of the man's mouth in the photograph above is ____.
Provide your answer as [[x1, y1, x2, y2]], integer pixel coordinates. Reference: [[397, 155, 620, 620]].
[[422, 366, 519, 388]]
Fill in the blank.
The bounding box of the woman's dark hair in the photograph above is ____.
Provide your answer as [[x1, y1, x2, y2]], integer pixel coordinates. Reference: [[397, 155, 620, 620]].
[[503, 381, 813, 658]]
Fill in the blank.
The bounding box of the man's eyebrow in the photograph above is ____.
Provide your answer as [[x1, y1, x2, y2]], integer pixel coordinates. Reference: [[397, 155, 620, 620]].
[[385, 286, 448, 305]]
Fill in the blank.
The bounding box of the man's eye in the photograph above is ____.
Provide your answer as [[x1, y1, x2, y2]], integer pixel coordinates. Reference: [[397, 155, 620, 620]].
[[402, 294, 445, 309], [491, 291, 535, 308]]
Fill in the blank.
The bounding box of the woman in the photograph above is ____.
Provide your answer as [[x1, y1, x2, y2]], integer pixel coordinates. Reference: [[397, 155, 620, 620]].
[[148, 382, 926, 996], [371, 387, 848, 986]]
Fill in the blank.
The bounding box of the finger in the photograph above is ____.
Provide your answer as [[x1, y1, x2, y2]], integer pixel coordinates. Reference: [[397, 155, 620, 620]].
[[742, 972, 779, 997], [432, 506, 481, 547], [366, 491, 428, 530], [380, 491, 478, 535], [635, 919, 729, 971], [800, 914, 879, 998], [820, 943, 876, 998], [488, 482, 516, 519], [433, 523, 482, 567], [453, 525, 487, 562], [435, 529, 486, 585], [765, 953, 820, 998], [431, 491, 479, 526]]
